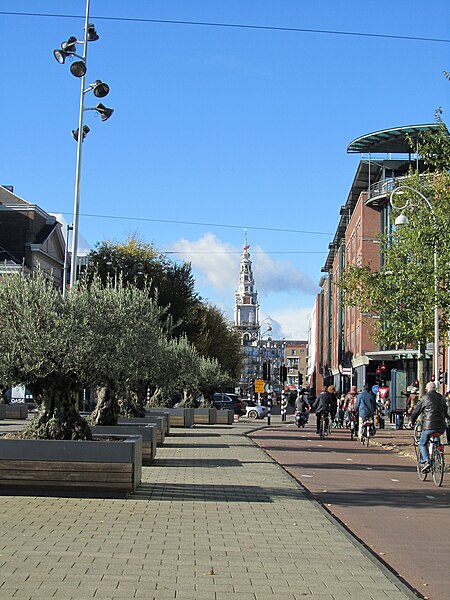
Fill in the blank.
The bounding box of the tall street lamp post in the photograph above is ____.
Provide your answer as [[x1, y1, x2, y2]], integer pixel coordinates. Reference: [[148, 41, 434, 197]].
[[389, 185, 439, 384], [53, 0, 113, 290]]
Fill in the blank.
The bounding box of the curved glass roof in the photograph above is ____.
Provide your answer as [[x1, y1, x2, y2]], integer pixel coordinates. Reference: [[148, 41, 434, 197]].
[[347, 124, 441, 154]]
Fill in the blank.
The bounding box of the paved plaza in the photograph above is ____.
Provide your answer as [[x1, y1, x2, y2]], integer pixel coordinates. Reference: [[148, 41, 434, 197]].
[[0, 420, 417, 599]]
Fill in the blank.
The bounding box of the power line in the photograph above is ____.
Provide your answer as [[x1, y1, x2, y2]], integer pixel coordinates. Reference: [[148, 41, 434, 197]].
[[50, 210, 333, 236], [1, 11, 449, 44]]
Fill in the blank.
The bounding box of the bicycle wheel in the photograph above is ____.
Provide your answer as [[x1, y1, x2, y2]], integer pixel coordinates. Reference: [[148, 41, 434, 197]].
[[432, 450, 445, 487], [415, 443, 428, 481], [320, 419, 325, 440], [414, 421, 423, 445], [364, 425, 370, 447]]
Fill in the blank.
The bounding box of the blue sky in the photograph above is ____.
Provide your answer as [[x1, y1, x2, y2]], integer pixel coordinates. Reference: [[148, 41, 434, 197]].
[[1, 1, 449, 338]]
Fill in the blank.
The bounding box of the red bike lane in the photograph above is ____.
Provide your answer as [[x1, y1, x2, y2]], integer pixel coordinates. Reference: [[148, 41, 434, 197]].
[[250, 421, 450, 600]]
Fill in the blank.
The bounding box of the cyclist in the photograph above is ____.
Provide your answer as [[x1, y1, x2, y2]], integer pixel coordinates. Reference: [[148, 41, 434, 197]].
[[410, 381, 448, 473], [355, 384, 376, 441], [313, 387, 332, 435]]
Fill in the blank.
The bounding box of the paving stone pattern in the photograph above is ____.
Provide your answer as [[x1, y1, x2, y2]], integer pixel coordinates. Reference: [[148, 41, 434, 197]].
[[0, 422, 416, 599]]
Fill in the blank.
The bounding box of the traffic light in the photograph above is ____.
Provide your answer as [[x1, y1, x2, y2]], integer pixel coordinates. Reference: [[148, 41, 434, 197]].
[[279, 365, 287, 383], [298, 373, 303, 385], [263, 361, 270, 381], [439, 370, 446, 385]]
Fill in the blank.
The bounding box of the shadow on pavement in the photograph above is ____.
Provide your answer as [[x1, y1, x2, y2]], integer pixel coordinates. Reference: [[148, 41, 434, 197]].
[[130, 482, 307, 502], [154, 458, 242, 468], [315, 487, 450, 509]]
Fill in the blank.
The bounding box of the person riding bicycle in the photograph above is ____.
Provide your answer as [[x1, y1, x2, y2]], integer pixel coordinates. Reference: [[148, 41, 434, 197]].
[[355, 384, 376, 441], [410, 381, 448, 473], [295, 389, 310, 422], [313, 387, 332, 435], [344, 386, 358, 427]]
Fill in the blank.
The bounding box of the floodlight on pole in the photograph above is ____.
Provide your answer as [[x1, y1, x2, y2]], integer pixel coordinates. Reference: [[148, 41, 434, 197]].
[[390, 184, 439, 384], [53, 0, 114, 291]]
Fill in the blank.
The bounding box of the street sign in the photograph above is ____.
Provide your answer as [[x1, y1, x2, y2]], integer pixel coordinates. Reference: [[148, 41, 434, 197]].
[[372, 385, 379, 395], [341, 367, 352, 376], [378, 387, 389, 400], [254, 379, 265, 394]]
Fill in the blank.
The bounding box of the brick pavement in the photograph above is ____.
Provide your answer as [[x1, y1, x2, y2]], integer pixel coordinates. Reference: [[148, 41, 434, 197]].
[[0, 419, 417, 600]]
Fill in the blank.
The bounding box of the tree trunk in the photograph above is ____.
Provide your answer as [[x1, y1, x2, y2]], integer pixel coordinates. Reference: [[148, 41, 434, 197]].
[[23, 388, 91, 440], [118, 387, 146, 418], [91, 386, 119, 425]]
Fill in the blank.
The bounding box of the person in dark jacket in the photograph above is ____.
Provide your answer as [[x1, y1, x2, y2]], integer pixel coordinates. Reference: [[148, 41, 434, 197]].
[[355, 384, 376, 440], [313, 387, 332, 434], [327, 385, 338, 421], [411, 381, 448, 472]]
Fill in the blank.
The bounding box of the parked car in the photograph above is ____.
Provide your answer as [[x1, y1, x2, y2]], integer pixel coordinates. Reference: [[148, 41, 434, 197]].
[[243, 401, 267, 419], [213, 393, 245, 415]]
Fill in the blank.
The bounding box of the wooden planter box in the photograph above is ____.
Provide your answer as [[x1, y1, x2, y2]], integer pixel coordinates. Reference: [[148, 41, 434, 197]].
[[167, 408, 194, 428], [91, 425, 157, 465], [118, 416, 166, 446], [193, 408, 218, 424], [1, 404, 28, 420], [0, 435, 142, 496], [216, 409, 234, 424]]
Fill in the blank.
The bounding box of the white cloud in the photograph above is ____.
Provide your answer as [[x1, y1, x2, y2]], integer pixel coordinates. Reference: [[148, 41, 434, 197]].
[[170, 233, 237, 292], [272, 306, 312, 340], [170, 233, 317, 297]]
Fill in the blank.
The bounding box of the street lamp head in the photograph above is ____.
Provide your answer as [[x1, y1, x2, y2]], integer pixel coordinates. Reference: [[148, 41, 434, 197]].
[[394, 213, 409, 227], [71, 124, 90, 142], [87, 23, 99, 42], [53, 36, 77, 64], [70, 60, 87, 78], [92, 79, 110, 98], [93, 102, 114, 121]]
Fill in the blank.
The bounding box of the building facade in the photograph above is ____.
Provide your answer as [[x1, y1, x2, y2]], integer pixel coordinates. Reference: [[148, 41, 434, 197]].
[[0, 185, 65, 287], [311, 124, 443, 395]]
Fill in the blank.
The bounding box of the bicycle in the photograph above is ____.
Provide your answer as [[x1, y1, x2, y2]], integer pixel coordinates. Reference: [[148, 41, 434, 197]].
[[414, 431, 445, 487], [348, 411, 357, 441], [319, 412, 329, 440], [413, 419, 423, 445], [360, 418, 373, 447]]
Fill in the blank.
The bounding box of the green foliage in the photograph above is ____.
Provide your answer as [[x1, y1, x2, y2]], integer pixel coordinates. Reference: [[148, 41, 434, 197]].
[[407, 109, 450, 171]]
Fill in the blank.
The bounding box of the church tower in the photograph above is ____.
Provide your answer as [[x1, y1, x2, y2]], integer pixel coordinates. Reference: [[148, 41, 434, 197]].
[[234, 231, 259, 389]]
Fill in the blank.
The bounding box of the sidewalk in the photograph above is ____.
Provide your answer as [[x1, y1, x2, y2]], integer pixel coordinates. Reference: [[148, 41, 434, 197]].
[[0, 419, 416, 599]]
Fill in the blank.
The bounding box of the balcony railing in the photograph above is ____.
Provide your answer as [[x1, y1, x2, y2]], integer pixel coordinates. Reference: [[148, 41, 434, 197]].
[[368, 174, 428, 201]]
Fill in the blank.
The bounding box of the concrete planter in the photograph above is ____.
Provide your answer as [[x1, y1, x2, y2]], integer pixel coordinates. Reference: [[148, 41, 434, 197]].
[[90, 425, 157, 465], [118, 416, 166, 446], [145, 409, 171, 435], [0, 435, 142, 496], [216, 409, 234, 425], [1, 404, 28, 420], [167, 408, 194, 428], [194, 408, 218, 424]]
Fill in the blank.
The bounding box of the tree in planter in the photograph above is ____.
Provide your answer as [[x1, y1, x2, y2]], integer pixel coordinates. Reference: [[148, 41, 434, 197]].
[[0, 271, 92, 439], [86, 281, 170, 426]]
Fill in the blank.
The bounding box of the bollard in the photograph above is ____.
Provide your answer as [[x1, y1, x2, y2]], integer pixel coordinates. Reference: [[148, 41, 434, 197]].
[[267, 397, 271, 426], [281, 393, 286, 422]]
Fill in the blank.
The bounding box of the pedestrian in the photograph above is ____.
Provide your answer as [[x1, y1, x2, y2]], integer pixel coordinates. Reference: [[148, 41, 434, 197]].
[[355, 384, 376, 441], [410, 381, 448, 473], [327, 385, 338, 422], [336, 394, 345, 427], [376, 393, 386, 429], [313, 387, 332, 435], [406, 386, 419, 428], [344, 386, 358, 427]]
